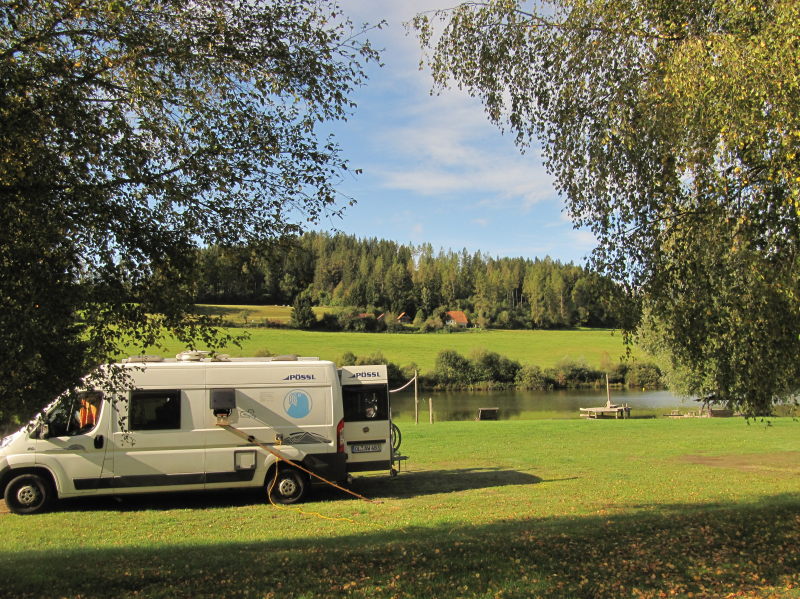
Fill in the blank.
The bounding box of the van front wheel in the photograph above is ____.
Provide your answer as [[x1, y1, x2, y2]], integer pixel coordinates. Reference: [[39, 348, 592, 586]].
[[266, 467, 307, 505], [5, 473, 54, 515]]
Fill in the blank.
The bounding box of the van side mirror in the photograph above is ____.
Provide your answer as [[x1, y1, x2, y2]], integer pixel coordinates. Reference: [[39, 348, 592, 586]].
[[39, 423, 50, 439], [210, 388, 236, 416]]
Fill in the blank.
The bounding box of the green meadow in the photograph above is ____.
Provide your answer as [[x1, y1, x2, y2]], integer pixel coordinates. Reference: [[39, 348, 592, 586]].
[[142, 306, 639, 372], [196, 303, 307, 325], [2, 418, 798, 598]]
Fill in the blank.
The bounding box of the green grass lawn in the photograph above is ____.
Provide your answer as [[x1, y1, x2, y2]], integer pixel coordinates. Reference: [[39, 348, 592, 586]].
[[2, 418, 798, 598], [139, 325, 637, 372]]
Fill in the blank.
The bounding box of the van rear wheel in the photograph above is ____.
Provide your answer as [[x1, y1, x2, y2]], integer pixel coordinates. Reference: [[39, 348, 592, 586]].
[[5, 473, 54, 515], [266, 467, 307, 505]]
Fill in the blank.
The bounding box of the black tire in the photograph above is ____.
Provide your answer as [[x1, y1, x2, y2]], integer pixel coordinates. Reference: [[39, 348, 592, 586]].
[[266, 466, 307, 505], [4, 473, 54, 515]]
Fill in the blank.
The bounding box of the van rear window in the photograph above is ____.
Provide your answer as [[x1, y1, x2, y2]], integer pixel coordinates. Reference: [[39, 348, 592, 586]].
[[343, 384, 388, 421], [130, 390, 181, 430]]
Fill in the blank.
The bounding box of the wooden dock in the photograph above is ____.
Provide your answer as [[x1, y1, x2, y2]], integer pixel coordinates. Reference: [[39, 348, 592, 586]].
[[476, 407, 500, 421], [580, 375, 631, 418], [580, 404, 630, 419]]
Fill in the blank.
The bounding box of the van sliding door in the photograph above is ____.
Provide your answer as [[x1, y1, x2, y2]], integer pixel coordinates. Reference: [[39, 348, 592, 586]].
[[111, 389, 206, 491]]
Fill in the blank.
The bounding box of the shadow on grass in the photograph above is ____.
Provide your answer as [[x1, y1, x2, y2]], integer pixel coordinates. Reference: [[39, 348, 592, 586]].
[[45, 468, 542, 513], [52, 488, 267, 513], [348, 467, 543, 499], [2, 495, 798, 599]]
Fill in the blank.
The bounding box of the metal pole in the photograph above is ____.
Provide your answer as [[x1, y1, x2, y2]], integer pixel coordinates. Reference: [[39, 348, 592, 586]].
[[414, 370, 418, 425]]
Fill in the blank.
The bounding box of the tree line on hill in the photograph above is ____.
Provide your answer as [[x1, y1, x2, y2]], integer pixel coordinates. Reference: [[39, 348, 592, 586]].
[[195, 232, 624, 329]]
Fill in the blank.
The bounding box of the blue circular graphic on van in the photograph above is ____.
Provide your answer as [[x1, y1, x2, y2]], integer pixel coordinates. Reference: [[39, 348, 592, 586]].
[[284, 390, 312, 419]]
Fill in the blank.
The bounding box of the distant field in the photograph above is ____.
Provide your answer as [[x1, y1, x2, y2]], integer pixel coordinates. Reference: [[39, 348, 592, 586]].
[[140, 305, 644, 372], [196, 304, 326, 324]]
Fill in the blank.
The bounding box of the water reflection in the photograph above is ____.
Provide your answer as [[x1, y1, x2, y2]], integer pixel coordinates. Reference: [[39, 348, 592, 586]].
[[390, 388, 689, 421]]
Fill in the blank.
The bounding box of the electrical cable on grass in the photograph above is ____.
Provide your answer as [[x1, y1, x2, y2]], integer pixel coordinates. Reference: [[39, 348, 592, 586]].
[[218, 422, 381, 524], [265, 450, 361, 524]]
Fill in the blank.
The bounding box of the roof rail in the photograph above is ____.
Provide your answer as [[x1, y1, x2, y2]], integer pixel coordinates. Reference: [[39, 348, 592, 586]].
[[124, 355, 164, 363]]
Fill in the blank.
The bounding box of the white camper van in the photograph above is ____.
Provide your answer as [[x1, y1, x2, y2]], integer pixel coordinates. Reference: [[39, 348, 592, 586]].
[[0, 354, 404, 515]]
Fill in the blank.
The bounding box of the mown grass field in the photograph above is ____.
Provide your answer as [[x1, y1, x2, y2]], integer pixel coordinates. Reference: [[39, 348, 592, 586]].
[[196, 303, 316, 325], [2, 418, 798, 598], [143, 305, 640, 372]]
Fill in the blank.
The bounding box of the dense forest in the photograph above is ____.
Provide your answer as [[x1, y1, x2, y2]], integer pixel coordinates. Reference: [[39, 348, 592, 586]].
[[194, 233, 624, 330]]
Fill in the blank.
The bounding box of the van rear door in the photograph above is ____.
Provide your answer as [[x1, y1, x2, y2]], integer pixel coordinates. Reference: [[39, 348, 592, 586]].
[[340, 366, 391, 473]]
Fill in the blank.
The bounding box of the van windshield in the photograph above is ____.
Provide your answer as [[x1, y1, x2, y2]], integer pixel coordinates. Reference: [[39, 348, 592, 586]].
[[44, 391, 103, 437]]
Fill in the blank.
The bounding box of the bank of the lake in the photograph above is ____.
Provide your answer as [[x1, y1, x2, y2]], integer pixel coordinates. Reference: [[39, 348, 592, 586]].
[[391, 388, 685, 421]]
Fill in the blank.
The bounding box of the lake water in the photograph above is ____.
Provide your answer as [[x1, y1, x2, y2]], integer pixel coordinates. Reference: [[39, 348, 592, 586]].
[[389, 388, 690, 421]]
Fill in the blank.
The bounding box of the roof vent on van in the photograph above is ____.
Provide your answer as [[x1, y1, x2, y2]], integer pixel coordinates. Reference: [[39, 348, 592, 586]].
[[271, 354, 298, 361], [210, 354, 231, 362], [176, 350, 209, 362], [124, 355, 164, 363]]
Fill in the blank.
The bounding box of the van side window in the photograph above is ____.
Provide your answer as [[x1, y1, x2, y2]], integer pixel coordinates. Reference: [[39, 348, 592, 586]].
[[343, 385, 389, 421], [130, 390, 181, 430]]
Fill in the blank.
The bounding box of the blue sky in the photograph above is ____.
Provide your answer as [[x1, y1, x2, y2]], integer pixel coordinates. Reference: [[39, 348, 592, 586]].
[[317, 1, 596, 265]]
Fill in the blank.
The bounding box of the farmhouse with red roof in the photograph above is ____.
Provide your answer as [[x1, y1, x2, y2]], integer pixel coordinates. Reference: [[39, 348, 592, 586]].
[[445, 310, 469, 328]]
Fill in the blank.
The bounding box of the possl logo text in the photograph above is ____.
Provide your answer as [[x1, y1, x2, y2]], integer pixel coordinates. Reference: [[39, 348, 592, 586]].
[[283, 374, 315, 381]]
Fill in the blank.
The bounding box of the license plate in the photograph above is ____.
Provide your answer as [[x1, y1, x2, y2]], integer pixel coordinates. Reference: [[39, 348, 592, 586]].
[[351, 443, 381, 453]]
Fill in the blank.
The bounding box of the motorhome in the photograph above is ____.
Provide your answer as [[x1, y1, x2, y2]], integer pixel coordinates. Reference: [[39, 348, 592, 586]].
[[0, 353, 403, 515]]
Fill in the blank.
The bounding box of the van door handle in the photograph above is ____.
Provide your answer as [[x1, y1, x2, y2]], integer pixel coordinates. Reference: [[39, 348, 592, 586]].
[[94, 435, 104, 449]]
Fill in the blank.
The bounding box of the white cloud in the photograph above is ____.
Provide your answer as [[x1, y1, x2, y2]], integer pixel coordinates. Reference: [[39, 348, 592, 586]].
[[326, 1, 587, 263], [373, 112, 556, 210], [569, 229, 597, 250], [335, 2, 559, 213]]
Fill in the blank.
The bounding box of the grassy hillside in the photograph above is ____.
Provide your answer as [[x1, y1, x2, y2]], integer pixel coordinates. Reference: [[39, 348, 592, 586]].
[[2, 418, 798, 598], [140, 326, 638, 372]]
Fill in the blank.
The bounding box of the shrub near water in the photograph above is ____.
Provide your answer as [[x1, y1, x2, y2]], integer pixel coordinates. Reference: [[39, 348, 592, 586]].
[[515, 364, 549, 390], [625, 362, 664, 389], [341, 348, 662, 391], [546, 357, 598, 387]]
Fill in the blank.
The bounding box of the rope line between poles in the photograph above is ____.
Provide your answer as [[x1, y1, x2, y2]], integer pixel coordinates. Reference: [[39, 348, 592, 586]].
[[389, 373, 417, 394]]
